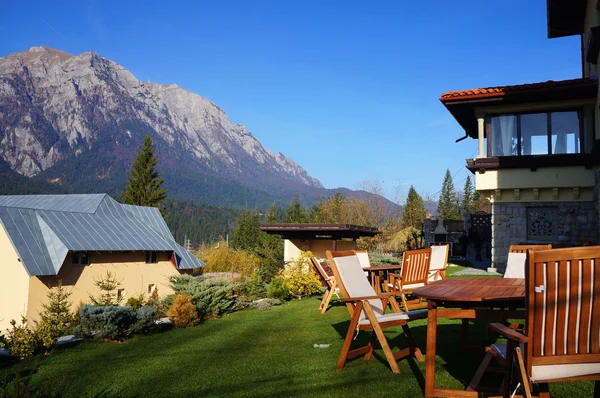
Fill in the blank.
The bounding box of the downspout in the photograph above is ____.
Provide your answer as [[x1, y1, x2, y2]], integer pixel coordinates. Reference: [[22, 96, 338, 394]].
[[455, 133, 469, 143]]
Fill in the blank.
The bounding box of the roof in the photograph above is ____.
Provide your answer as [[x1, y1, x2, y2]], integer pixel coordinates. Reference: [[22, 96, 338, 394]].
[[259, 223, 380, 240], [440, 78, 598, 138], [546, 0, 586, 38], [0, 194, 204, 276]]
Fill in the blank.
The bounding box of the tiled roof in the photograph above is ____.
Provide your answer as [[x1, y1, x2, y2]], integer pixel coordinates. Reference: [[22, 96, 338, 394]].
[[440, 78, 597, 101], [0, 194, 204, 276]]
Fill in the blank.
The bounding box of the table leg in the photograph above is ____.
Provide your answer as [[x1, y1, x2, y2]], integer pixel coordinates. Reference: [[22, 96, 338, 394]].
[[425, 300, 438, 397]]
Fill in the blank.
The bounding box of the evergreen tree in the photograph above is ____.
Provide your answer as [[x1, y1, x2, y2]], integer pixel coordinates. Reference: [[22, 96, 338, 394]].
[[284, 194, 310, 223], [401, 186, 426, 230], [230, 209, 261, 253], [437, 169, 460, 220], [123, 135, 167, 215], [461, 176, 474, 215], [265, 202, 280, 223]]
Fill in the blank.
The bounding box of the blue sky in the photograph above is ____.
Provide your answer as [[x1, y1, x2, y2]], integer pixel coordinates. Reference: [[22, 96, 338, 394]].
[[0, 0, 581, 202]]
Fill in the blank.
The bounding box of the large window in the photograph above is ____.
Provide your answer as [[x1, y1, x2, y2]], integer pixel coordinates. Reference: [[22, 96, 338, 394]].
[[488, 110, 583, 156]]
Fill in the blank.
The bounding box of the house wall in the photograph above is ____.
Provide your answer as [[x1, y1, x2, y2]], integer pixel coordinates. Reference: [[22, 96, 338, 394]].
[[26, 251, 181, 325], [284, 239, 356, 262], [491, 201, 597, 271], [0, 226, 31, 332]]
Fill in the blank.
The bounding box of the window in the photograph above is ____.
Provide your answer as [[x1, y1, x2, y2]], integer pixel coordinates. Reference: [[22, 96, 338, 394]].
[[488, 110, 583, 156], [527, 207, 557, 241], [72, 251, 89, 266], [145, 251, 158, 264], [117, 289, 126, 301], [148, 284, 156, 294]]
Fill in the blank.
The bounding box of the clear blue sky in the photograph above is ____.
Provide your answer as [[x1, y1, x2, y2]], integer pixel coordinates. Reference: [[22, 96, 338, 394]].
[[0, 0, 581, 202]]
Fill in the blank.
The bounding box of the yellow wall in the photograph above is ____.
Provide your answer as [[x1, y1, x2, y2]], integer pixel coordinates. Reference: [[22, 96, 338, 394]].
[[284, 239, 356, 262], [26, 251, 181, 325], [0, 226, 31, 332]]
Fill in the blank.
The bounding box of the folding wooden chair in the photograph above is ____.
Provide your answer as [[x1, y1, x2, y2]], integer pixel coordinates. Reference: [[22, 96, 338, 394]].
[[471, 246, 600, 397], [326, 250, 426, 374], [354, 249, 370, 277], [310, 256, 338, 314], [388, 247, 432, 311], [428, 244, 449, 282], [504, 245, 552, 279]]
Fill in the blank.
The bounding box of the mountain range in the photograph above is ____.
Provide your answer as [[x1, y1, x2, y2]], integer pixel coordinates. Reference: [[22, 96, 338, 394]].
[[0, 46, 392, 210]]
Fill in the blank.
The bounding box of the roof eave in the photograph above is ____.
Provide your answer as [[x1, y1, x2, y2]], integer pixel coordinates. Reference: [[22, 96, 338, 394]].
[[546, 0, 586, 39]]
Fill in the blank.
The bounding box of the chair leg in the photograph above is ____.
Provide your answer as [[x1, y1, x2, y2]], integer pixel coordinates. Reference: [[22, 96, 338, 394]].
[[336, 304, 362, 372], [467, 349, 495, 391], [363, 302, 400, 374], [319, 288, 330, 313], [402, 324, 424, 362], [514, 346, 532, 398], [364, 331, 378, 360]]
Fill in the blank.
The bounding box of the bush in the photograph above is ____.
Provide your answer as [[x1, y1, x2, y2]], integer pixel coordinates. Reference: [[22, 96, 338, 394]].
[[35, 281, 75, 349], [278, 251, 322, 297], [5, 317, 38, 358], [167, 294, 198, 328], [245, 273, 267, 300], [267, 278, 290, 301], [252, 298, 281, 311], [169, 275, 243, 319], [126, 294, 145, 311], [132, 306, 158, 334], [78, 305, 136, 340], [89, 271, 124, 306], [199, 241, 260, 278]]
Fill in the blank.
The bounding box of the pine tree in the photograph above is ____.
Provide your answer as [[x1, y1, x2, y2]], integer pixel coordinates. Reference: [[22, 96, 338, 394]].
[[437, 169, 460, 220], [461, 176, 474, 215], [284, 194, 310, 223], [401, 186, 426, 230], [123, 135, 167, 215], [230, 209, 261, 253]]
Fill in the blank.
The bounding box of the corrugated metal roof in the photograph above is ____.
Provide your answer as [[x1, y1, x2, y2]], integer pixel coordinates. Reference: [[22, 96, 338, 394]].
[[0, 194, 204, 276]]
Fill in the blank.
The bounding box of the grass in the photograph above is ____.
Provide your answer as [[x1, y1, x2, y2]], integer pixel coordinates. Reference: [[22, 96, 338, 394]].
[[1, 265, 595, 397]]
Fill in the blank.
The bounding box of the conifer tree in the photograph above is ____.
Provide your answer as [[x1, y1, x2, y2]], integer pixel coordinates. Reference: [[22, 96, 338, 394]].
[[401, 186, 426, 230], [284, 194, 310, 223], [437, 169, 460, 220], [123, 135, 167, 214], [230, 209, 261, 253], [461, 176, 474, 215]]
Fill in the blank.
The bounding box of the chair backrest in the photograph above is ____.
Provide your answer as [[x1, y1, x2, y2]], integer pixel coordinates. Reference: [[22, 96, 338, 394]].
[[310, 257, 333, 288], [354, 250, 370, 269], [401, 248, 432, 287], [429, 244, 449, 272], [525, 246, 600, 377], [505, 244, 552, 279], [326, 250, 383, 319]]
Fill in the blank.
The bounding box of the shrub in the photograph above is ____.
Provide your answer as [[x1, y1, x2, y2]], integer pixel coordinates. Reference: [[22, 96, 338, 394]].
[[267, 278, 290, 301], [169, 275, 243, 319], [252, 298, 281, 311], [199, 240, 260, 278], [246, 273, 267, 300], [78, 305, 136, 340], [126, 294, 145, 311], [35, 281, 75, 349], [166, 294, 198, 328], [5, 317, 38, 358], [132, 306, 158, 334], [88, 271, 123, 306], [0, 334, 6, 349], [278, 251, 322, 297]]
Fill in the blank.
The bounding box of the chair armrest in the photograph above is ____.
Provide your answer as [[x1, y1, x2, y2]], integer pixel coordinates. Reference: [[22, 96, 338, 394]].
[[489, 323, 528, 343], [388, 273, 402, 278], [341, 294, 393, 302]]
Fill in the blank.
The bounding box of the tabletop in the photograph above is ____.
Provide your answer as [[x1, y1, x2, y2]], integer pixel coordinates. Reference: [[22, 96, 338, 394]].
[[363, 265, 402, 271], [413, 277, 525, 302]]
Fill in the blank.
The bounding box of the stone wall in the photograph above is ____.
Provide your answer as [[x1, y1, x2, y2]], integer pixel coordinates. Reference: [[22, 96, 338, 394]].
[[492, 201, 598, 271]]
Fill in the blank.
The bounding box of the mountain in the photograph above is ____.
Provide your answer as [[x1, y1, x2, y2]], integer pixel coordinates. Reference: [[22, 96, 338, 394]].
[[0, 46, 394, 210]]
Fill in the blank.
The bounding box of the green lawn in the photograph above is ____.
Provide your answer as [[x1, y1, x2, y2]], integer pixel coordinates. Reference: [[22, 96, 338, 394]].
[[1, 268, 595, 397]]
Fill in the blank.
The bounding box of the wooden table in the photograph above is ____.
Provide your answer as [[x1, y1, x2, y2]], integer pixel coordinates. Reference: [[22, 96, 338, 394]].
[[413, 278, 525, 398], [363, 265, 402, 293]]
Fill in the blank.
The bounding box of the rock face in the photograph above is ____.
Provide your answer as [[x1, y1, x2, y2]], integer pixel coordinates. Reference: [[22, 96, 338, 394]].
[[0, 46, 322, 196]]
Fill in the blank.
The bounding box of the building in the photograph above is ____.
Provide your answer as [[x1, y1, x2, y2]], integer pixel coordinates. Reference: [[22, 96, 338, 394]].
[[0, 194, 203, 331], [259, 223, 380, 262], [440, 0, 600, 271]]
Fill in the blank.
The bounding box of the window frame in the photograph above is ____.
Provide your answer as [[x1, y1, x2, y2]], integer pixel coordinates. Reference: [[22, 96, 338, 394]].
[[487, 108, 585, 157], [72, 251, 89, 266], [145, 251, 158, 264]]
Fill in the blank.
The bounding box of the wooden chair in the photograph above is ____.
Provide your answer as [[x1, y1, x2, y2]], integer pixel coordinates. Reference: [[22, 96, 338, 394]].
[[504, 244, 552, 279], [388, 248, 432, 311], [310, 256, 338, 314], [428, 244, 449, 282], [472, 246, 600, 397], [326, 250, 426, 374]]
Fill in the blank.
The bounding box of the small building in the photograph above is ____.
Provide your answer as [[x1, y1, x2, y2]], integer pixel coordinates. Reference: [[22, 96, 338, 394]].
[[0, 194, 203, 331], [440, 0, 600, 271], [259, 223, 380, 262]]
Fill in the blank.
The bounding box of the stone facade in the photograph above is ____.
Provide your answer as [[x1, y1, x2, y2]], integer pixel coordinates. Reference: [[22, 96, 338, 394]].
[[492, 201, 598, 271]]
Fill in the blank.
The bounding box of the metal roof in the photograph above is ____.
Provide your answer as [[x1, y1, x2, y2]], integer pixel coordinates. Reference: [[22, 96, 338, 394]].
[[0, 194, 204, 276]]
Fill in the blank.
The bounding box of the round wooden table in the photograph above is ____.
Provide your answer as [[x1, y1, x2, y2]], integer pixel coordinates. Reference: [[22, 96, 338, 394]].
[[413, 278, 525, 398], [363, 265, 402, 294]]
